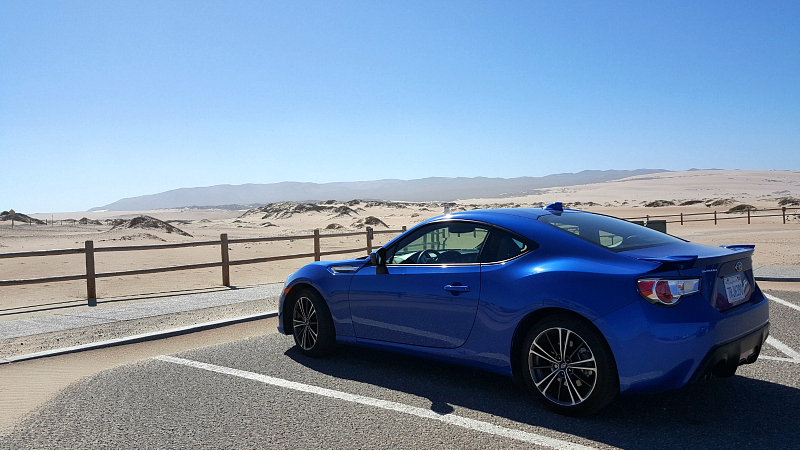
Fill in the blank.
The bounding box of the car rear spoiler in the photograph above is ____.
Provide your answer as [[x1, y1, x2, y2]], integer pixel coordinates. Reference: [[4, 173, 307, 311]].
[[636, 246, 755, 271]]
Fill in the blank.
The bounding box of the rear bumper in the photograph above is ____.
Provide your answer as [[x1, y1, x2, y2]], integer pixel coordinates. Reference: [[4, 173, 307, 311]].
[[595, 289, 770, 394], [688, 322, 770, 383]]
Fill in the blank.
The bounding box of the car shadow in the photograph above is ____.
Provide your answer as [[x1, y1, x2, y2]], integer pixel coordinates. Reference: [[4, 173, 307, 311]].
[[285, 343, 800, 449]]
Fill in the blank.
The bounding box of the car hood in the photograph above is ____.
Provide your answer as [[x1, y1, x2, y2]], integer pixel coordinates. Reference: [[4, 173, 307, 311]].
[[308, 256, 371, 274]]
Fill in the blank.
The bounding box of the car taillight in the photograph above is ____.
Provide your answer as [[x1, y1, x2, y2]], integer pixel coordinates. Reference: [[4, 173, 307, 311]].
[[637, 278, 700, 306]]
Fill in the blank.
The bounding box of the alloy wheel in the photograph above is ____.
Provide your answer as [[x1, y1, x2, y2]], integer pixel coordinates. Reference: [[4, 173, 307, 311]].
[[528, 327, 598, 406], [293, 296, 318, 350]]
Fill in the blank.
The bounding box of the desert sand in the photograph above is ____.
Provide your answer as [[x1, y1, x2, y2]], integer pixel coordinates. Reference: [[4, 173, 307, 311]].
[[1, 169, 799, 319], [1, 169, 799, 435]]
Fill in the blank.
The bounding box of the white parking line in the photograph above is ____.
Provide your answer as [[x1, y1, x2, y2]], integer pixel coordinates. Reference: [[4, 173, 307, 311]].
[[761, 336, 800, 364], [765, 293, 800, 313], [759, 293, 800, 363], [156, 355, 600, 450]]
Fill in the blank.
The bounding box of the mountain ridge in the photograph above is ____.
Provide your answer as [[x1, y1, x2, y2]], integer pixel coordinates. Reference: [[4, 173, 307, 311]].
[[90, 169, 668, 211]]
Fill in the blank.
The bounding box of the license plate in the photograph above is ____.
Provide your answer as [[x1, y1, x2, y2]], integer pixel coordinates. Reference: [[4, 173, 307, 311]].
[[724, 274, 748, 303]]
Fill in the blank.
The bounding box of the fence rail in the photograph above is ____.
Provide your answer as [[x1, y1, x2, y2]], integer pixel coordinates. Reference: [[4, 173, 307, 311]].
[[0, 226, 406, 305], [4, 204, 798, 304], [624, 206, 799, 225]]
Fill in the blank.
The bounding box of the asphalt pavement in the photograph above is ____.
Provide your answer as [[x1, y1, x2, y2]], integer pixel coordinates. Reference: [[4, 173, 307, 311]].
[[2, 289, 799, 449]]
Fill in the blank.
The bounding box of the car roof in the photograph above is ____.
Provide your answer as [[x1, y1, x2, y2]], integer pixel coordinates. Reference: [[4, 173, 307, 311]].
[[438, 207, 576, 221], [416, 207, 586, 232]]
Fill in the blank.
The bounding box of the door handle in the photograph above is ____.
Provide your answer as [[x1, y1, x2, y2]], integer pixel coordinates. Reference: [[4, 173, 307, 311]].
[[444, 284, 470, 293]]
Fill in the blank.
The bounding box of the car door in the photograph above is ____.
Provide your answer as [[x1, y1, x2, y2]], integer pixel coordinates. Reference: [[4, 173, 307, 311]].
[[348, 221, 488, 348]]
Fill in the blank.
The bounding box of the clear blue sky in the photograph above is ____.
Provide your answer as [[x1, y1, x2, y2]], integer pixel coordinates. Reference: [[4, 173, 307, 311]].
[[2, 1, 798, 213]]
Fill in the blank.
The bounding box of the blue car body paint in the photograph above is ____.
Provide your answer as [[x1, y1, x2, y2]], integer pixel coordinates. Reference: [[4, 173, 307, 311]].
[[277, 208, 770, 395]]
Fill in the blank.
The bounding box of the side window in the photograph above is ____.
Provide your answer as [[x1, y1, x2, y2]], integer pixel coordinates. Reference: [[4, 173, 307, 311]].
[[388, 222, 490, 264], [478, 228, 537, 263]]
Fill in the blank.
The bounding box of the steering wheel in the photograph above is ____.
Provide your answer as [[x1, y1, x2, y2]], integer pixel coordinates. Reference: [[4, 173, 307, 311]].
[[417, 249, 440, 264]]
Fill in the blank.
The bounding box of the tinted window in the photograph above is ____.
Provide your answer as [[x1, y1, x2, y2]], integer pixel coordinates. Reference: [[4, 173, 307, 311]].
[[389, 222, 491, 264], [478, 228, 537, 263], [538, 211, 684, 252]]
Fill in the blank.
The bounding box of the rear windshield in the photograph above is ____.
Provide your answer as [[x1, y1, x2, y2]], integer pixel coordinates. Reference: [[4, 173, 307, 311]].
[[538, 211, 684, 252]]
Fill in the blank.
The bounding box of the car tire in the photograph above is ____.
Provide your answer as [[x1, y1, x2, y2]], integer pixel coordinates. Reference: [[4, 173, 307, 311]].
[[521, 314, 619, 416], [291, 289, 336, 357]]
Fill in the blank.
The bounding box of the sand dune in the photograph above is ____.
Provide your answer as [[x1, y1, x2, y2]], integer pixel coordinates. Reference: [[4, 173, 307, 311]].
[[1, 170, 798, 318]]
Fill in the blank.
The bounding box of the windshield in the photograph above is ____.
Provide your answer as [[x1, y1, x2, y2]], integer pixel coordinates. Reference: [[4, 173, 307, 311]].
[[538, 211, 684, 252]]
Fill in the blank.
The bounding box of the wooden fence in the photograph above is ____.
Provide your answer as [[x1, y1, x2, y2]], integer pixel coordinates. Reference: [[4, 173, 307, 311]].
[[0, 226, 405, 306], [3, 205, 799, 305], [624, 206, 799, 225]]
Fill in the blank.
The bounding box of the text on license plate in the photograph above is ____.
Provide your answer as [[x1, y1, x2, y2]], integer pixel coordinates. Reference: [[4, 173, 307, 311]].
[[724, 274, 748, 303]]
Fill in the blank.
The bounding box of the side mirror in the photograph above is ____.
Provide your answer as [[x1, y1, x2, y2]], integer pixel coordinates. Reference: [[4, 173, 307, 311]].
[[370, 247, 389, 274]]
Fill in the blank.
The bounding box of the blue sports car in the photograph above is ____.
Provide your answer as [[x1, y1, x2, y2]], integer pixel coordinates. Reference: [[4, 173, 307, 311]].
[[277, 203, 770, 415]]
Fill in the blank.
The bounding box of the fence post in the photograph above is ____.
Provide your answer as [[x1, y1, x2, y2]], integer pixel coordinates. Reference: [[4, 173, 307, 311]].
[[220, 233, 230, 287], [314, 229, 321, 261], [714, 211, 717, 225], [680, 213, 683, 225], [783, 207, 787, 224], [85, 240, 97, 306], [747, 209, 751, 225], [366, 227, 373, 254]]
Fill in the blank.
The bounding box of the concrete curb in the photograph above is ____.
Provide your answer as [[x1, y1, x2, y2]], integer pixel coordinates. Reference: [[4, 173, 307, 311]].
[[755, 277, 800, 283], [0, 310, 279, 365]]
